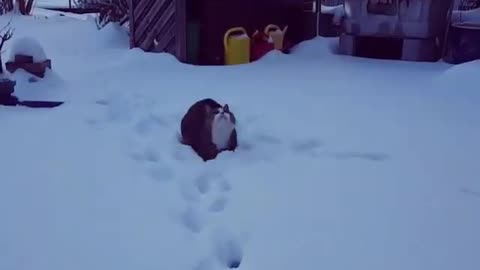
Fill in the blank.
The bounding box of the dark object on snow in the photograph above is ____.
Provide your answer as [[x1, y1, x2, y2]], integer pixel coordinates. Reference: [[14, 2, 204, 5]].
[[0, 95, 63, 108], [180, 98, 237, 161], [0, 70, 63, 108], [14, 54, 33, 64], [17, 100, 64, 108], [1, 97, 63, 108], [0, 93, 18, 106], [444, 22, 480, 64], [0, 78, 16, 95], [228, 260, 241, 269], [38, 7, 101, 15], [6, 55, 52, 78]]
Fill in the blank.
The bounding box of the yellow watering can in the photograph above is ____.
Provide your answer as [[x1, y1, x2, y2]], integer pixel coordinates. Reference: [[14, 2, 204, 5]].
[[264, 24, 288, 50], [223, 27, 250, 65]]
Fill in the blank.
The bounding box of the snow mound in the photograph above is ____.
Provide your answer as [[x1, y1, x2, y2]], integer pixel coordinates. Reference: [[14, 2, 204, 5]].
[[289, 37, 339, 59], [8, 36, 48, 62], [439, 59, 480, 85], [97, 22, 130, 49], [429, 60, 480, 112]]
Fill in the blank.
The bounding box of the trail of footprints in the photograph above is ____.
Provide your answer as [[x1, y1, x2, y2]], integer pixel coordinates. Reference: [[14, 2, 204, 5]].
[[181, 171, 231, 226], [120, 111, 355, 270], [180, 171, 244, 269], [90, 100, 245, 268]]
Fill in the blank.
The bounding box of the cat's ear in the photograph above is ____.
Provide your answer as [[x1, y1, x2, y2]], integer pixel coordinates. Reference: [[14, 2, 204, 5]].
[[223, 104, 229, 112]]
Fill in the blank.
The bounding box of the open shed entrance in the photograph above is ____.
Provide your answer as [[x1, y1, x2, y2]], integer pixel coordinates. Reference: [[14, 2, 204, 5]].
[[185, 0, 201, 64], [354, 36, 404, 60]]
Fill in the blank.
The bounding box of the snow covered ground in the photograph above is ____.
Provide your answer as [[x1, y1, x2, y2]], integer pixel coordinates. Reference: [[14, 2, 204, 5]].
[[35, 0, 71, 8], [1, 9, 480, 270]]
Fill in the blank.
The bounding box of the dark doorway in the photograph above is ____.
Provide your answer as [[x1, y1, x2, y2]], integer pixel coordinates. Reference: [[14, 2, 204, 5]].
[[287, 0, 319, 44], [354, 36, 403, 60], [185, 0, 201, 64]]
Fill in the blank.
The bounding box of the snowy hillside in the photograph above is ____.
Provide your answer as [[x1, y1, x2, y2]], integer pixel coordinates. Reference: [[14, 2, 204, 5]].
[[1, 9, 479, 270]]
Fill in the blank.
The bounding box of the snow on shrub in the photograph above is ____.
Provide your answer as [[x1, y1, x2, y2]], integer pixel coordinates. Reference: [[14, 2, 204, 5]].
[[0, 0, 34, 15], [0, 0, 14, 15], [8, 36, 48, 62]]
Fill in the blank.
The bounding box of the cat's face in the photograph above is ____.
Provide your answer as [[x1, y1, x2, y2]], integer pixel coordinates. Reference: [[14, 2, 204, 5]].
[[212, 104, 235, 123], [211, 104, 235, 124]]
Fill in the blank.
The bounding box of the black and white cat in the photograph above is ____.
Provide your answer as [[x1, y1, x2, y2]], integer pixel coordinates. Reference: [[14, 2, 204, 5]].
[[180, 98, 237, 161]]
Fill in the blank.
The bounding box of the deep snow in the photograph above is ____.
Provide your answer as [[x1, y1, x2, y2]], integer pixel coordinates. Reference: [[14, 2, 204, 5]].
[[35, 0, 70, 8], [1, 9, 479, 270]]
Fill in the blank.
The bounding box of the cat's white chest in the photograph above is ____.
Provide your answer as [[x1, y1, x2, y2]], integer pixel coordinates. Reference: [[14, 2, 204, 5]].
[[211, 115, 234, 150]]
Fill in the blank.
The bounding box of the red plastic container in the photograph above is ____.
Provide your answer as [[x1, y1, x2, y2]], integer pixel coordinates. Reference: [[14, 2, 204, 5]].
[[250, 31, 275, 61]]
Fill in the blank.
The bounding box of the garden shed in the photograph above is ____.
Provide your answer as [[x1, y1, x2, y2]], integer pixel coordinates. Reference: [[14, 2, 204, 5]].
[[128, 0, 321, 65]]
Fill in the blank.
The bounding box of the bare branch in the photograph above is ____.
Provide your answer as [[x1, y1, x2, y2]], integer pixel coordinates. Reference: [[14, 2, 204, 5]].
[[0, 23, 14, 52], [0, 19, 12, 33], [0, 20, 14, 74]]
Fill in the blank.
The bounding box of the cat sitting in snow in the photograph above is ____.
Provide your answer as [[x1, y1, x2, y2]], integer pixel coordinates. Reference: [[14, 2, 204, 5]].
[[180, 98, 238, 161]]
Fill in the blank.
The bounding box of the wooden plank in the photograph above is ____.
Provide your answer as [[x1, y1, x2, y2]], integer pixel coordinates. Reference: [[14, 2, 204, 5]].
[[175, 0, 187, 62], [165, 37, 177, 55], [158, 14, 176, 43], [134, 0, 170, 45], [133, 0, 155, 21], [129, 0, 135, 48], [140, 0, 175, 50], [151, 17, 176, 52], [133, 0, 156, 44], [133, 0, 157, 44], [40, 7, 100, 14]]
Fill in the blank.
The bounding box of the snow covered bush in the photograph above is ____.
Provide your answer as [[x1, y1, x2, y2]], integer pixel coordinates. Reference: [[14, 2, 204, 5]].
[[8, 36, 48, 63], [17, 0, 35, 15], [75, 0, 129, 29], [0, 0, 34, 15], [0, 0, 14, 15]]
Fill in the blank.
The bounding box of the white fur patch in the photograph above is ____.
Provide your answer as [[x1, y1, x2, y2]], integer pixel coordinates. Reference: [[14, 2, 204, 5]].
[[211, 113, 235, 150]]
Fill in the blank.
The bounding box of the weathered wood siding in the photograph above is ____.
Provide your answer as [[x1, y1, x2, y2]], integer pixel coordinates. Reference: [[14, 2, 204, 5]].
[[129, 0, 186, 62]]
